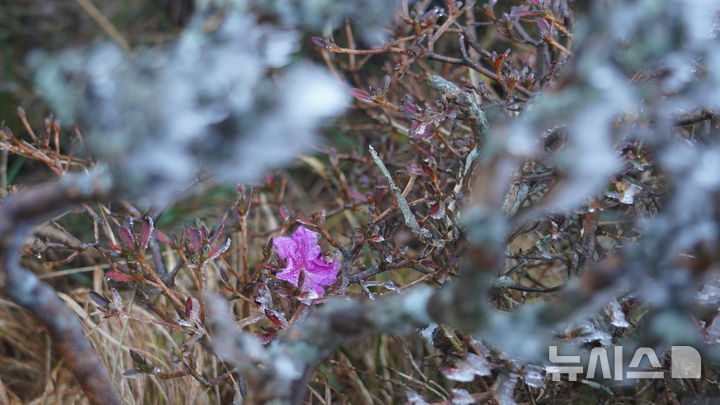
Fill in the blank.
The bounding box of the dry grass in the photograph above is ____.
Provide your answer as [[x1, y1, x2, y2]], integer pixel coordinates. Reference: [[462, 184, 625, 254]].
[[0, 255, 453, 404], [0, 270, 232, 404], [0, 297, 85, 405]]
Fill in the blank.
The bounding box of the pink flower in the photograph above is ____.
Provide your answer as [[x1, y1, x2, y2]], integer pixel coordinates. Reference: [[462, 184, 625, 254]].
[[272, 226, 339, 297]]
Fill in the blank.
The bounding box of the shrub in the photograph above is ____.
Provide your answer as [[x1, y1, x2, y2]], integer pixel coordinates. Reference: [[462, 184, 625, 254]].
[[1, 0, 720, 403]]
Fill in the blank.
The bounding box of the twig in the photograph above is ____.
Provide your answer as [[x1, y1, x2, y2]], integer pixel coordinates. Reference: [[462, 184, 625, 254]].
[[427, 74, 489, 143], [426, 51, 533, 98], [368, 145, 431, 240], [674, 108, 715, 127], [74, 0, 132, 55]]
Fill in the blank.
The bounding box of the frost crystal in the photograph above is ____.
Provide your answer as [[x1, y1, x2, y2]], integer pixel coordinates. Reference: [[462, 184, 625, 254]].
[[697, 284, 720, 305], [443, 353, 491, 382], [522, 364, 546, 388], [451, 388, 475, 405], [606, 299, 630, 329], [405, 390, 430, 405], [605, 182, 642, 205], [494, 373, 519, 405], [574, 321, 613, 346]]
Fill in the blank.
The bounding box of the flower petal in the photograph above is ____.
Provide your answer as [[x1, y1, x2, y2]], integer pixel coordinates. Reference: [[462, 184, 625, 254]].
[[276, 258, 300, 285], [302, 259, 340, 296], [272, 236, 297, 260], [308, 258, 340, 283], [291, 226, 321, 265], [302, 280, 326, 297], [273, 226, 340, 297]]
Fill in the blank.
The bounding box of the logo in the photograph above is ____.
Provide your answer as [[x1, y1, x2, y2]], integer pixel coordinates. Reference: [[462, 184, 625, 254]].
[[546, 345, 701, 381]]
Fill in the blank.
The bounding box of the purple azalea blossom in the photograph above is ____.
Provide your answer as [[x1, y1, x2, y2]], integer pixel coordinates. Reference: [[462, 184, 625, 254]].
[[272, 226, 339, 297]]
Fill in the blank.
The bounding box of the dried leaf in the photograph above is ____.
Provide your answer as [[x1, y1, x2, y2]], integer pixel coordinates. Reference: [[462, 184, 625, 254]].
[[89, 291, 110, 308], [106, 271, 135, 282], [429, 200, 446, 219], [110, 288, 123, 312], [279, 205, 290, 221], [403, 100, 422, 115], [348, 189, 365, 202], [208, 238, 231, 261], [419, 7, 444, 24], [139, 217, 154, 252], [407, 164, 428, 176], [188, 227, 203, 254], [350, 88, 374, 103], [185, 296, 200, 325], [379, 75, 391, 98], [155, 230, 172, 244], [493, 49, 511, 78], [129, 349, 148, 369], [264, 308, 288, 328], [219, 267, 229, 283], [367, 234, 385, 243], [118, 219, 136, 252], [408, 121, 434, 139], [310, 36, 334, 49]]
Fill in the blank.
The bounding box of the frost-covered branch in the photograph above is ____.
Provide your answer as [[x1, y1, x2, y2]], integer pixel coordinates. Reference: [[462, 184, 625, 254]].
[[369, 145, 431, 240]]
